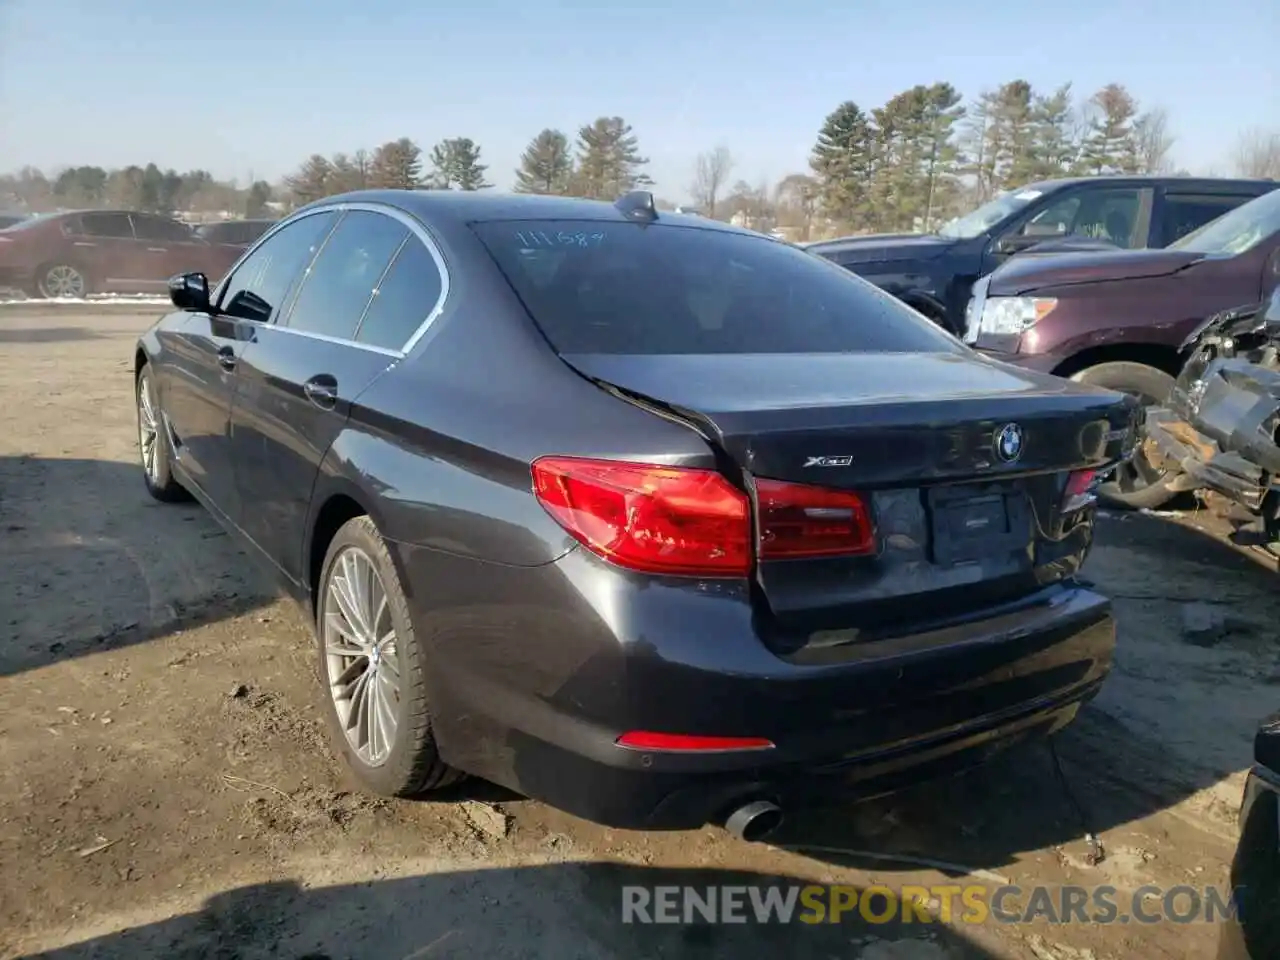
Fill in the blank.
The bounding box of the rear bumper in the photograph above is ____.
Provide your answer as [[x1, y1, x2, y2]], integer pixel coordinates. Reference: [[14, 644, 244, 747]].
[[1144, 407, 1268, 510], [395, 543, 1116, 830], [1216, 766, 1280, 960]]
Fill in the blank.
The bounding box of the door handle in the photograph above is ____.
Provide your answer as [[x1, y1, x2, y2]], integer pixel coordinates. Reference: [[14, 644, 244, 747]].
[[303, 375, 338, 409], [217, 345, 237, 371]]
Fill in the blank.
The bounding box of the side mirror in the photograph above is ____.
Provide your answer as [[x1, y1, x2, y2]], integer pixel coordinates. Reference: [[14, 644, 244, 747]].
[[994, 234, 1036, 256], [168, 272, 211, 312]]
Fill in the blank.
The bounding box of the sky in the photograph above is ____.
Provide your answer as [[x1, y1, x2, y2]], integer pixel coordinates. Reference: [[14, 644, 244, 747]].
[[1, 0, 1277, 203]]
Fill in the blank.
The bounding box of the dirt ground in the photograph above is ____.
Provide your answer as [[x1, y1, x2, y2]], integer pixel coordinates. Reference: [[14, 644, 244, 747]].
[[1, 303, 1278, 960]]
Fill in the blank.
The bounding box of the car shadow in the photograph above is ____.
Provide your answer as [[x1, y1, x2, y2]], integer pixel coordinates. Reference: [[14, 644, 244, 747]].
[[0, 455, 275, 677], [19, 864, 1005, 959], [0, 326, 105, 343]]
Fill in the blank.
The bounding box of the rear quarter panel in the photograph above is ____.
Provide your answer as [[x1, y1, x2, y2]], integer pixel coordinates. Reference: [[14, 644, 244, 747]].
[[310, 217, 720, 570]]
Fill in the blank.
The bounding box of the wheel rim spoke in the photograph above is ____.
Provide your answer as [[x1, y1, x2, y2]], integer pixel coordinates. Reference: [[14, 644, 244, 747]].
[[137, 376, 161, 483], [323, 545, 399, 767]]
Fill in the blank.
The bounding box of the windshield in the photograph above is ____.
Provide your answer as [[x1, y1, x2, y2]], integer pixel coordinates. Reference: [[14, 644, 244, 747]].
[[0, 212, 55, 232], [936, 187, 1048, 240], [1169, 188, 1280, 257], [472, 220, 963, 356]]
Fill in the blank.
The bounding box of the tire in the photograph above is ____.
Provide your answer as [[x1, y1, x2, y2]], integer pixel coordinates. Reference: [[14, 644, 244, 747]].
[[315, 515, 460, 797], [1069, 361, 1180, 511], [36, 262, 91, 299], [136, 365, 189, 503]]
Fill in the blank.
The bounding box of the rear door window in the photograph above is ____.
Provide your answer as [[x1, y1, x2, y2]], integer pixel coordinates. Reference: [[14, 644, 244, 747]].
[[1158, 193, 1258, 247], [76, 212, 135, 239], [471, 220, 961, 355], [353, 236, 445, 352], [283, 210, 410, 342], [131, 215, 195, 243]]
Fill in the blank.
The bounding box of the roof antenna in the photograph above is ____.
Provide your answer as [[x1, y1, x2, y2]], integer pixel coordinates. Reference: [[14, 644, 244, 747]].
[[615, 190, 659, 223]]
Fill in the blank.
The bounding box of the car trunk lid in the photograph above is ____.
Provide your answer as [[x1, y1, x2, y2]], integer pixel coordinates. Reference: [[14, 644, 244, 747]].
[[562, 350, 1136, 650]]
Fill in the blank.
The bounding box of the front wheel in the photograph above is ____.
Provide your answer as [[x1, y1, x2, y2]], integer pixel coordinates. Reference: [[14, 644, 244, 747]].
[[1069, 361, 1180, 510], [136, 366, 189, 503], [315, 515, 461, 797]]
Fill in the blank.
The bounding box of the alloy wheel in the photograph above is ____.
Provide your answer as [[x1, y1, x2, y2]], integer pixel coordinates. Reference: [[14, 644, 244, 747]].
[[137, 373, 160, 484], [322, 546, 401, 767], [41, 265, 85, 299]]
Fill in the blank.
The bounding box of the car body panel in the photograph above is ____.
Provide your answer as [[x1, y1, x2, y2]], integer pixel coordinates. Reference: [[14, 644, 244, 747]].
[[1216, 712, 1280, 960], [136, 189, 1129, 830], [1144, 291, 1280, 521]]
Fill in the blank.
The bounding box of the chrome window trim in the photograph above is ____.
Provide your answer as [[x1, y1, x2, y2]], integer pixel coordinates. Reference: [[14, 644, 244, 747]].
[[213, 200, 451, 359]]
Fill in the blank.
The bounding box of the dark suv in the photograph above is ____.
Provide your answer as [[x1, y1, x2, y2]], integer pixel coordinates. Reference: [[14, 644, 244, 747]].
[[808, 177, 1277, 336]]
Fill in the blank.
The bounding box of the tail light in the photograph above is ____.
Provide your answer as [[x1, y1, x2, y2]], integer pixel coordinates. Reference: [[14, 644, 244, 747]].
[[756, 479, 876, 559], [531, 457, 752, 576], [531, 457, 877, 577], [1062, 469, 1100, 513]]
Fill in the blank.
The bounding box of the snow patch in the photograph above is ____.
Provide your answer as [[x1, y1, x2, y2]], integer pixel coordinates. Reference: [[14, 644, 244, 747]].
[[0, 290, 170, 306]]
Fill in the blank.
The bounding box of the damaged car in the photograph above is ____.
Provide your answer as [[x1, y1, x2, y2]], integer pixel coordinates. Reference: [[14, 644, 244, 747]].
[[1145, 288, 1280, 555], [967, 186, 1280, 510]]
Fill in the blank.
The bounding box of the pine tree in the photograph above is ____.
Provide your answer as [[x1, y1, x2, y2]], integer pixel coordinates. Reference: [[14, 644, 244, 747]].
[[367, 138, 424, 190], [917, 83, 965, 231], [809, 101, 875, 229], [430, 138, 493, 191], [1080, 84, 1139, 175], [285, 154, 334, 205], [245, 180, 272, 218], [514, 129, 574, 195], [573, 117, 651, 200], [1028, 83, 1078, 179]]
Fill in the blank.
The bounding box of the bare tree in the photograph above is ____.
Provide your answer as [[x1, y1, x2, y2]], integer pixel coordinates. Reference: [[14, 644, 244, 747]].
[[1133, 108, 1175, 174], [1234, 128, 1280, 179], [690, 146, 734, 218], [775, 173, 819, 241]]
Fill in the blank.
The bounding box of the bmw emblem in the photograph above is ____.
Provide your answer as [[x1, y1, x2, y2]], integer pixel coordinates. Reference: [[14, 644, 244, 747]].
[[994, 423, 1024, 463]]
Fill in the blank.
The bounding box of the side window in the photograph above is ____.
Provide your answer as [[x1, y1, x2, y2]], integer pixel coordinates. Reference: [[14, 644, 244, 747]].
[[131, 215, 195, 243], [218, 212, 336, 324], [1016, 196, 1081, 240], [1012, 189, 1145, 248], [284, 210, 409, 342], [77, 212, 134, 239], [353, 237, 445, 351], [1159, 194, 1254, 247]]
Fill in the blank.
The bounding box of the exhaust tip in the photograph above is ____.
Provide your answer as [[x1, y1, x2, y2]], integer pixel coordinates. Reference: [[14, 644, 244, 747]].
[[724, 800, 784, 843]]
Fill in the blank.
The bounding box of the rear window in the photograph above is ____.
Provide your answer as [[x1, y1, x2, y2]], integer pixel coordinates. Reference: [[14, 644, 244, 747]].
[[471, 220, 962, 355]]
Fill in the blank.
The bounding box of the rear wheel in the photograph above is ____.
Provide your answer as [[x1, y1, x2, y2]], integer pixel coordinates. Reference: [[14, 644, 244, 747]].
[[37, 262, 90, 299], [315, 516, 460, 797], [1069, 361, 1180, 510]]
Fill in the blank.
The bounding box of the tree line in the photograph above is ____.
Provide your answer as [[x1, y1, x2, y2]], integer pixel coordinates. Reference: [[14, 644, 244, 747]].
[[2, 83, 1276, 242]]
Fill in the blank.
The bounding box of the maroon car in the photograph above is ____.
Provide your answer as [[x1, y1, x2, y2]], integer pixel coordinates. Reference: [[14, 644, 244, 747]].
[[967, 187, 1280, 508], [0, 210, 247, 299]]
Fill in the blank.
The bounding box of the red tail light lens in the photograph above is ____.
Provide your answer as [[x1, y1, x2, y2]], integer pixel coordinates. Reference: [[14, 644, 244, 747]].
[[756, 478, 876, 559], [531, 457, 751, 576], [1063, 469, 1100, 513], [616, 731, 775, 752]]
